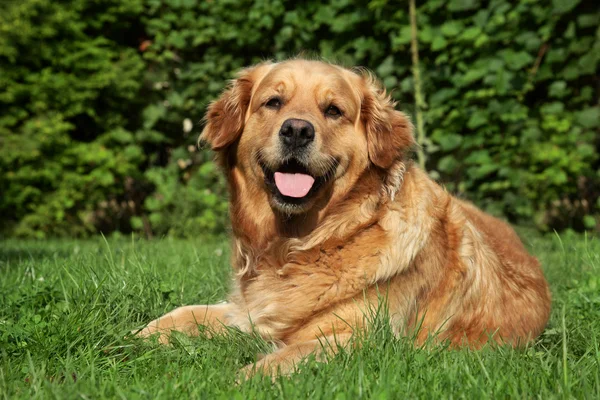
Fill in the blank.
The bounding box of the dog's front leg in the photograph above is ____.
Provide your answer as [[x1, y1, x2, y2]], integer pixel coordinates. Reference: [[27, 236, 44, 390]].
[[136, 303, 232, 344]]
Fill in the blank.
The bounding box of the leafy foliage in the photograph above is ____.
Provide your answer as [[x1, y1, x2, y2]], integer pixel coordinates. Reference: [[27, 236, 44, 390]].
[[415, 0, 600, 231], [0, 0, 598, 237], [0, 0, 148, 237]]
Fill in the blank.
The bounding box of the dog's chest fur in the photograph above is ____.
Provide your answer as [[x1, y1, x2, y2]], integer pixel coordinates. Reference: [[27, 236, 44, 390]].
[[221, 168, 441, 341], [223, 228, 388, 340]]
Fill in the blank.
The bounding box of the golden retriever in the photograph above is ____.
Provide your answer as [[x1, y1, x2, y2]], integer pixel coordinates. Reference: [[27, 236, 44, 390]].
[[138, 59, 551, 377]]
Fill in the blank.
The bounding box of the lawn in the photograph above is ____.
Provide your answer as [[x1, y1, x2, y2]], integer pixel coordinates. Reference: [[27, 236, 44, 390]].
[[1, 231, 599, 399]]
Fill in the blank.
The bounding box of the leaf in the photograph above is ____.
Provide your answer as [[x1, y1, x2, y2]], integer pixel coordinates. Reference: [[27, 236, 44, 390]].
[[142, 104, 167, 129], [440, 21, 464, 37], [429, 88, 458, 106], [431, 35, 448, 51], [584, 215, 597, 229], [167, 32, 186, 49], [392, 26, 412, 47], [448, 0, 480, 12], [459, 68, 487, 86], [181, 0, 197, 8], [438, 155, 459, 173], [467, 112, 488, 129], [376, 56, 395, 77], [500, 50, 534, 70], [467, 163, 498, 180], [464, 150, 492, 165], [548, 81, 568, 98], [136, 130, 169, 144], [130, 216, 144, 230], [105, 128, 134, 144], [577, 14, 599, 28], [552, 0, 581, 14], [459, 26, 482, 41], [435, 133, 463, 151], [575, 108, 600, 129], [540, 102, 565, 115]]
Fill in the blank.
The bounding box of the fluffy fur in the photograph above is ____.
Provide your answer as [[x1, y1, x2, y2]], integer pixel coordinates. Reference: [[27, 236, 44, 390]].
[[138, 59, 551, 377]]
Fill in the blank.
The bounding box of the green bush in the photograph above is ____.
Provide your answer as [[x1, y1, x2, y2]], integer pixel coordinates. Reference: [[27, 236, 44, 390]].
[[1, 0, 598, 238], [416, 0, 600, 231], [0, 0, 147, 237], [134, 146, 228, 238]]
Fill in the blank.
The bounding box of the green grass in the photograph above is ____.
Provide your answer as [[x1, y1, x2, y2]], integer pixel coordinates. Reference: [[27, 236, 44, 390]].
[[1, 231, 599, 399]]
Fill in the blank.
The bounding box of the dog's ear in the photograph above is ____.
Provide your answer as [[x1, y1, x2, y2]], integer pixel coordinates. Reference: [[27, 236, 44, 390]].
[[200, 62, 272, 151], [360, 74, 415, 169]]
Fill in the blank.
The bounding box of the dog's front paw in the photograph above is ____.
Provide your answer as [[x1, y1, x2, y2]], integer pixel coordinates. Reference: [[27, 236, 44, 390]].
[[133, 305, 232, 345], [238, 356, 297, 382], [133, 318, 172, 344], [238, 360, 272, 383]]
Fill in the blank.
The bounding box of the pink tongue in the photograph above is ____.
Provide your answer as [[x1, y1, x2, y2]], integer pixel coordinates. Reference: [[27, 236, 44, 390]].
[[274, 172, 315, 198]]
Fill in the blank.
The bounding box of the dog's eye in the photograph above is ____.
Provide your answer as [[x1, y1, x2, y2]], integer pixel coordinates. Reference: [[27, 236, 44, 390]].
[[265, 97, 282, 109], [325, 105, 342, 118]]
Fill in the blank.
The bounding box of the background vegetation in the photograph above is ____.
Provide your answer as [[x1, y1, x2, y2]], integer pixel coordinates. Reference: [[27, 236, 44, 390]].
[[1, 0, 598, 238]]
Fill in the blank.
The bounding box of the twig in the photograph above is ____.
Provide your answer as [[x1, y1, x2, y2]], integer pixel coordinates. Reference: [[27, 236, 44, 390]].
[[520, 43, 549, 100], [409, 0, 427, 169]]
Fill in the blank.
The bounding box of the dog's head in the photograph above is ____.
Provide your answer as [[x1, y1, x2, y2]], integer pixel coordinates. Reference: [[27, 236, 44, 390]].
[[201, 59, 414, 215]]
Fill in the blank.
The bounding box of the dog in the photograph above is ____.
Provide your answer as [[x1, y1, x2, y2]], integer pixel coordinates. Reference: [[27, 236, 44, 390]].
[[138, 59, 551, 377]]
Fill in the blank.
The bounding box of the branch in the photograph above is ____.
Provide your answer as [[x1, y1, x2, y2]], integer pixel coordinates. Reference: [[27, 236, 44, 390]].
[[409, 0, 427, 170]]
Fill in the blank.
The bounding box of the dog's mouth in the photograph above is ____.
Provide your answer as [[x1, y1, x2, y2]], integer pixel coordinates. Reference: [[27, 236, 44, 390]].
[[260, 158, 327, 206]]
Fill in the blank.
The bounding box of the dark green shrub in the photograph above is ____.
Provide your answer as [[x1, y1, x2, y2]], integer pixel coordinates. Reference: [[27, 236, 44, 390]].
[[0, 0, 147, 237], [133, 146, 228, 238], [415, 0, 600, 231], [139, 0, 599, 234], [1, 0, 598, 237]]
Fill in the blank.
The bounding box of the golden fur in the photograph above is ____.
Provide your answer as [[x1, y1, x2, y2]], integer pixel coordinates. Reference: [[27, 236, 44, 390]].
[[138, 59, 551, 377]]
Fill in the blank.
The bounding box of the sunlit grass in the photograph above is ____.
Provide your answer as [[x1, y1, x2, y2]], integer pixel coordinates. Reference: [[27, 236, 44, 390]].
[[1, 231, 599, 398]]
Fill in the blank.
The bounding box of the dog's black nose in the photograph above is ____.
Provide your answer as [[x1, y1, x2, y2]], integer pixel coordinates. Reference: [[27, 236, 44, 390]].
[[279, 119, 315, 149]]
